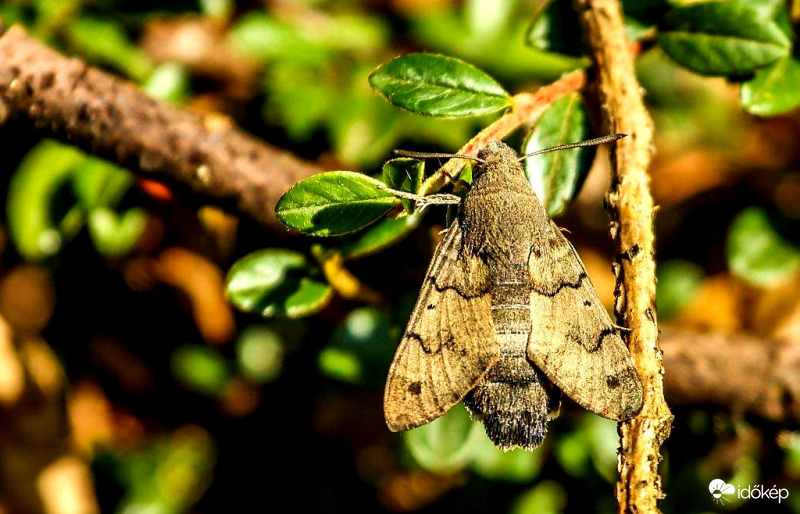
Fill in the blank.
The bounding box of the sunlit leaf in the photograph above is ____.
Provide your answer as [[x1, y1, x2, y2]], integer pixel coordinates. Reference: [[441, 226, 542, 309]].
[[657, 3, 790, 76], [656, 260, 705, 319], [726, 207, 800, 286], [404, 404, 484, 473], [66, 17, 153, 81], [171, 345, 230, 396], [87, 207, 146, 257], [236, 326, 284, 383], [7, 140, 85, 260], [226, 249, 333, 317], [72, 158, 134, 210], [320, 307, 396, 386], [741, 57, 800, 116], [276, 171, 399, 236], [369, 53, 511, 117], [145, 62, 191, 105], [114, 426, 216, 512], [510, 481, 568, 514], [469, 434, 543, 482]]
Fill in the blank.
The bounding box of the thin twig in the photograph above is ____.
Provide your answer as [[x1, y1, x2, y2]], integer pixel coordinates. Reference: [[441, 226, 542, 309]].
[[572, 1, 672, 512]]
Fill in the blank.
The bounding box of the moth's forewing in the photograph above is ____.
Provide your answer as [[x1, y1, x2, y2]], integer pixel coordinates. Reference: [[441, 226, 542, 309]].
[[525, 223, 643, 420], [384, 220, 498, 432]]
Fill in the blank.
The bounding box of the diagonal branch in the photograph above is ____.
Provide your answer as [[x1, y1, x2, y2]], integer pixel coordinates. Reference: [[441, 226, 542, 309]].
[[0, 24, 322, 231], [572, 1, 672, 512]]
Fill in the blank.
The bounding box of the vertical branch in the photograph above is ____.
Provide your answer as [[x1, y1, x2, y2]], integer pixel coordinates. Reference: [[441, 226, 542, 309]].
[[572, 1, 673, 512]]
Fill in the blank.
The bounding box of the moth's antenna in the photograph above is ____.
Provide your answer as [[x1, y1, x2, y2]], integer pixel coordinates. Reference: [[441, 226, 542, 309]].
[[393, 149, 485, 164], [518, 133, 627, 161]]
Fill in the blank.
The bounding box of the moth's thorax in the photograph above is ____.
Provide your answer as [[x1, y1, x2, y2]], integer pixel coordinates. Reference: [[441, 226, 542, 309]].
[[459, 157, 550, 265]]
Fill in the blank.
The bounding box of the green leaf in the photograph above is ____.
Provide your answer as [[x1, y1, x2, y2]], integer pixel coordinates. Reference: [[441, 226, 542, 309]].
[[236, 326, 284, 383], [657, 2, 791, 76], [469, 435, 543, 482], [7, 140, 85, 260], [403, 404, 484, 473], [741, 57, 800, 116], [226, 249, 333, 317], [523, 93, 594, 216], [87, 207, 147, 257], [510, 481, 567, 514], [66, 17, 153, 81], [144, 62, 191, 105], [338, 212, 424, 260], [382, 158, 424, 212], [265, 62, 336, 141], [318, 347, 363, 384], [72, 158, 134, 210], [170, 345, 230, 396], [113, 426, 216, 513], [276, 171, 399, 236], [228, 13, 329, 64], [656, 260, 705, 320], [369, 53, 511, 117], [726, 207, 800, 286], [586, 415, 623, 483], [465, 0, 516, 40], [554, 428, 590, 477], [526, 0, 583, 57], [319, 307, 396, 386]]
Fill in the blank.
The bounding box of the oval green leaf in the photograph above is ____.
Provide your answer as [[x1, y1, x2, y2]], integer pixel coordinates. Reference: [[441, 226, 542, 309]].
[[226, 249, 333, 317], [741, 57, 800, 116], [523, 93, 594, 216], [368, 53, 511, 117], [403, 404, 484, 473], [276, 171, 399, 236], [726, 207, 800, 286], [657, 2, 790, 76]]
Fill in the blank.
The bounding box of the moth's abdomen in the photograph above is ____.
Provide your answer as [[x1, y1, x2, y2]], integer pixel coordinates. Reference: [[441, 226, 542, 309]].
[[463, 334, 558, 451], [463, 271, 560, 451]]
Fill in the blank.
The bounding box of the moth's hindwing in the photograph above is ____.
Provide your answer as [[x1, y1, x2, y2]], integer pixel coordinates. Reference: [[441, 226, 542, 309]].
[[384, 220, 498, 432], [526, 224, 643, 421]]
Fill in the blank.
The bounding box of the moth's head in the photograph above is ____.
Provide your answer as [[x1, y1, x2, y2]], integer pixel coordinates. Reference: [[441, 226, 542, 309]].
[[474, 140, 522, 179]]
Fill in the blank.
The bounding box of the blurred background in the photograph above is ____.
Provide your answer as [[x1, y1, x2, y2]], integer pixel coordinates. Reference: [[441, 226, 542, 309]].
[[1, 0, 800, 512]]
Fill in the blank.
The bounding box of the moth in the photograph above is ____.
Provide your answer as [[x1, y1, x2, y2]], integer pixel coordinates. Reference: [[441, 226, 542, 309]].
[[383, 139, 643, 451]]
